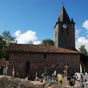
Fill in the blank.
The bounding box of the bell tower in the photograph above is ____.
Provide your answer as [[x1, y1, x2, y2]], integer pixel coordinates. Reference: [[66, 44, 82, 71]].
[[54, 6, 75, 50]]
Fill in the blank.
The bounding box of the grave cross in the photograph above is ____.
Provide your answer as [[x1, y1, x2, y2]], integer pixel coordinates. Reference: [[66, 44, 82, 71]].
[[64, 63, 69, 86]]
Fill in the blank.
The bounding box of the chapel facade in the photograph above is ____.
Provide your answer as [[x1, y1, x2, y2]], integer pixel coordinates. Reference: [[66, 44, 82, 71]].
[[7, 6, 81, 80]]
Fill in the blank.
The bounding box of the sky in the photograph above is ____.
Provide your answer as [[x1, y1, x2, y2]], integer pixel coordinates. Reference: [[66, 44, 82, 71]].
[[0, 0, 88, 51]]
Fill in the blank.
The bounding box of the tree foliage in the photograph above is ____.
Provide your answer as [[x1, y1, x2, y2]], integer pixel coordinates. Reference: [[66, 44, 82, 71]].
[[79, 45, 88, 56], [1, 31, 15, 47], [0, 31, 15, 59], [2, 31, 15, 41], [41, 39, 54, 45], [79, 45, 88, 72], [0, 36, 6, 59]]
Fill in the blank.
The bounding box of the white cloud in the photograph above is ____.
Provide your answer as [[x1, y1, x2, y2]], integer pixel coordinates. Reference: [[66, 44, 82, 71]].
[[14, 30, 41, 44], [76, 37, 88, 51], [14, 30, 21, 36], [75, 29, 81, 39], [33, 41, 41, 45], [82, 20, 88, 30]]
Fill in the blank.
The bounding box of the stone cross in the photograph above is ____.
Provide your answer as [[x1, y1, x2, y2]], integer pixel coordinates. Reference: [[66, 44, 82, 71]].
[[64, 63, 69, 86]]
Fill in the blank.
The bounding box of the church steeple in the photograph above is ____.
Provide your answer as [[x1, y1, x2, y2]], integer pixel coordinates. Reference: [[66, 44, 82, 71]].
[[54, 6, 75, 50], [58, 6, 70, 22]]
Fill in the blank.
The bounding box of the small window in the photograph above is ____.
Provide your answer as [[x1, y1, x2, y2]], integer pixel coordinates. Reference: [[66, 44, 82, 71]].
[[43, 53, 47, 59]]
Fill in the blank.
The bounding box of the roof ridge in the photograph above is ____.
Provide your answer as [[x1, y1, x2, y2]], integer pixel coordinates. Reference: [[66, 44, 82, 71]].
[[8, 44, 80, 54]]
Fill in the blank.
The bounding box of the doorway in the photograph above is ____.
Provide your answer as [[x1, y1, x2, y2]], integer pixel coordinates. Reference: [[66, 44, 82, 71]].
[[25, 61, 30, 77]]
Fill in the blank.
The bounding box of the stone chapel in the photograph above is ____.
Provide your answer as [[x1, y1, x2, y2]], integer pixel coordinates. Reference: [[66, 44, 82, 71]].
[[7, 6, 87, 80]]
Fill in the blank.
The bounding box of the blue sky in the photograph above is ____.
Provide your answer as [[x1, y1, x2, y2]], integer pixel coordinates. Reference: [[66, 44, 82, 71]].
[[0, 0, 88, 50]]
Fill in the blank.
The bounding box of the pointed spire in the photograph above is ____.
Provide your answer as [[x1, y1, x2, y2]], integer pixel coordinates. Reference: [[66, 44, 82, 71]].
[[58, 6, 70, 22]]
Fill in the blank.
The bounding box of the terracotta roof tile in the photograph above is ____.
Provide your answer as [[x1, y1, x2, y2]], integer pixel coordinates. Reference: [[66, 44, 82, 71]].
[[8, 44, 80, 54]]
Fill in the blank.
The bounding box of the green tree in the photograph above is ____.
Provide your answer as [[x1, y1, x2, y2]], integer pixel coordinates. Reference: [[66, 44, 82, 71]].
[[41, 39, 54, 45], [79, 45, 88, 56], [0, 36, 6, 59], [1, 31, 15, 46], [79, 45, 88, 73], [2, 31, 15, 41], [0, 31, 15, 59]]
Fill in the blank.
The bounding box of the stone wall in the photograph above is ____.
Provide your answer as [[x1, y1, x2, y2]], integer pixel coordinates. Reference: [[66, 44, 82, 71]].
[[0, 76, 82, 88], [0, 76, 43, 88], [8, 52, 80, 80]]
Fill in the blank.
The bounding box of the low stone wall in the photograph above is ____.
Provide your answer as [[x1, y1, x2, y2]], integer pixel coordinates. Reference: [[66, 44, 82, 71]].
[[0, 76, 43, 88], [0, 75, 82, 88]]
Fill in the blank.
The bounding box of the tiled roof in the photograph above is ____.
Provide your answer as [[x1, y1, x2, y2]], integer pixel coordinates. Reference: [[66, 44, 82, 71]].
[[8, 44, 80, 54]]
